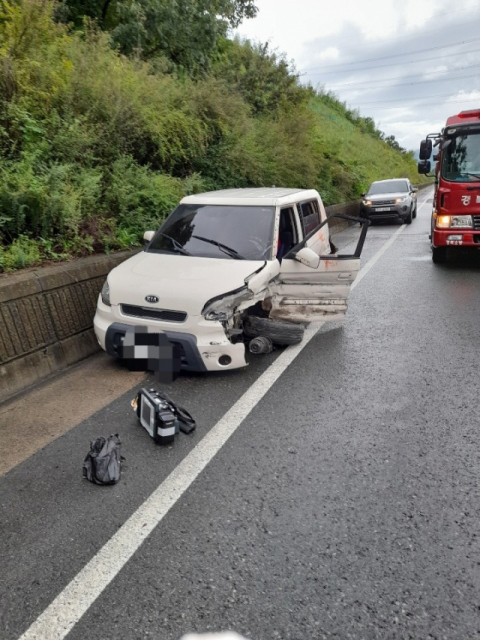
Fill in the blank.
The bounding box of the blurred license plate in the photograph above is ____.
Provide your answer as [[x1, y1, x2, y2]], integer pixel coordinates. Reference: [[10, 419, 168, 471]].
[[376, 207, 391, 212]]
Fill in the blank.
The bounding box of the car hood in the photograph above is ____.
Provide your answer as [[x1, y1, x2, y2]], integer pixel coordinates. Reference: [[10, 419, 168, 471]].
[[107, 251, 267, 314], [367, 191, 409, 201]]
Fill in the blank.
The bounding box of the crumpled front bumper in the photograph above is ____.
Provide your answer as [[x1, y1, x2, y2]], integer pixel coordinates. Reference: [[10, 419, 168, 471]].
[[93, 296, 247, 372]]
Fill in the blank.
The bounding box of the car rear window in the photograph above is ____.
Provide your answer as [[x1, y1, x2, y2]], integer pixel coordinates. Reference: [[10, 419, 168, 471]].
[[368, 180, 408, 195]]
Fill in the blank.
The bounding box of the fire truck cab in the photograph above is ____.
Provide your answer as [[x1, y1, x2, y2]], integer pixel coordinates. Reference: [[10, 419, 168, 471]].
[[418, 109, 480, 263]]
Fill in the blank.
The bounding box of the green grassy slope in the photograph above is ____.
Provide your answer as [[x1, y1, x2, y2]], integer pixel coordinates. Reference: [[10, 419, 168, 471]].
[[309, 96, 425, 205], [0, 0, 427, 272]]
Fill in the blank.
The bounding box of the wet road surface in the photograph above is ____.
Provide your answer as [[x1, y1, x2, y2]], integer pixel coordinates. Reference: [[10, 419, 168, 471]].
[[2, 186, 480, 640]]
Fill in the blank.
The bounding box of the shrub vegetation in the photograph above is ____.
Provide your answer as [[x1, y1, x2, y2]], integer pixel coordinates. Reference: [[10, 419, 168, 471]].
[[0, 0, 425, 271]]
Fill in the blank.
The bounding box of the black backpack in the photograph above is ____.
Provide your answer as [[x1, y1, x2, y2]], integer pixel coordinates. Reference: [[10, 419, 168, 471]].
[[82, 434, 122, 485]]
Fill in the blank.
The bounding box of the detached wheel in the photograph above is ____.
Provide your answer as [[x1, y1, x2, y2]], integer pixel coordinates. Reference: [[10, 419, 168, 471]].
[[432, 246, 447, 264], [243, 315, 304, 346]]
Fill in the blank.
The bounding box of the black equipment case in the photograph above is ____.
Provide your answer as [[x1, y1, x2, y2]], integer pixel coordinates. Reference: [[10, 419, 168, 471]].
[[135, 388, 177, 445]]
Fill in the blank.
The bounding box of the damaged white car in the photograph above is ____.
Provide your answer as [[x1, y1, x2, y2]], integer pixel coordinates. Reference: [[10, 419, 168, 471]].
[[93, 188, 369, 372]]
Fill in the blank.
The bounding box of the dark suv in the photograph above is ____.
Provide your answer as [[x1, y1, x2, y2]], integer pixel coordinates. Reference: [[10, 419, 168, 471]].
[[360, 179, 418, 224]]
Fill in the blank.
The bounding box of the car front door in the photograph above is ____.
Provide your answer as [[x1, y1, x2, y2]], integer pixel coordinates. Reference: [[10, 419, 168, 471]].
[[269, 208, 369, 324]]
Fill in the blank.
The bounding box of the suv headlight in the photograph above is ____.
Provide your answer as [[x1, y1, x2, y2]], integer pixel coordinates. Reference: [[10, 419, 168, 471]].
[[437, 215, 473, 229], [101, 279, 111, 306], [362, 199, 372, 206], [395, 196, 408, 203]]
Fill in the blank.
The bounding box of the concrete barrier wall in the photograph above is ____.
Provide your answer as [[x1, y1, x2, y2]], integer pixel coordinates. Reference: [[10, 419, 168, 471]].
[[0, 250, 137, 402], [0, 188, 431, 402], [326, 200, 361, 234]]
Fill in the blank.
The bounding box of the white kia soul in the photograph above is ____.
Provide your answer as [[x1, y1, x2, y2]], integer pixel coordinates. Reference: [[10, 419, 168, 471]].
[[94, 188, 368, 372]]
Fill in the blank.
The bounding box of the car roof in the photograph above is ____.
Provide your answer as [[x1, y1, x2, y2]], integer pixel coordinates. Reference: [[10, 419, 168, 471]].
[[370, 178, 409, 185], [180, 188, 321, 207]]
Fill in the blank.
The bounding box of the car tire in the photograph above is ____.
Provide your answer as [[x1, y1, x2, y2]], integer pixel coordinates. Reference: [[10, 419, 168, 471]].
[[412, 204, 417, 218], [432, 246, 447, 264], [243, 315, 304, 346], [404, 209, 412, 224]]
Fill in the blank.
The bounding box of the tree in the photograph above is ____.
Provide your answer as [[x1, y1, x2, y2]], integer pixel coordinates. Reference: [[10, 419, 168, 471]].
[[384, 134, 406, 154], [212, 38, 307, 115], [55, 0, 258, 73]]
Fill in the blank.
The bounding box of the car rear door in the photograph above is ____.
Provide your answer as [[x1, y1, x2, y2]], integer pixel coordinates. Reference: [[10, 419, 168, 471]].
[[269, 211, 369, 324]]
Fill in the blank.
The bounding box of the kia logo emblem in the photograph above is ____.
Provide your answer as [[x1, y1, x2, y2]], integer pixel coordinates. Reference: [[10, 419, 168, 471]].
[[145, 295, 159, 304]]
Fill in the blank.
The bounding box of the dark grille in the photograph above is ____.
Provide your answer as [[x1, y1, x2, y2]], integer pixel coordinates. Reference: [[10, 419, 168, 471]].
[[171, 341, 188, 365], [473, 216, 480, 231], [121, 305, 187, 323], [372, 199, 396, 206]]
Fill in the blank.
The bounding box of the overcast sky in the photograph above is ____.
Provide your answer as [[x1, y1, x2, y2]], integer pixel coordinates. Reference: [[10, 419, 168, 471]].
[[236, 0, 480, 153]]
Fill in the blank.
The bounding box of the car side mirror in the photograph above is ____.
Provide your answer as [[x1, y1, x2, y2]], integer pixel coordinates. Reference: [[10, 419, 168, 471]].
[[419, 138, 432, 160], [417, 160, 431, 175], [412, 187, 418, 193], [143, 230, 155, 243], [294, 247, 320, 269], [360, 193, 366, 198]]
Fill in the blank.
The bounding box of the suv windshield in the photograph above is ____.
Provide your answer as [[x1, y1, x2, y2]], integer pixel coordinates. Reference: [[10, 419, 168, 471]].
[[367, 180, 408, 195], [441, 131, 480, 182], [147, 204, 275, 260]]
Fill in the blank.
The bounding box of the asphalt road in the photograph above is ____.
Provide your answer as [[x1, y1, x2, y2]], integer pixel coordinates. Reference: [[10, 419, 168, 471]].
[[2, 186, 480, 640]]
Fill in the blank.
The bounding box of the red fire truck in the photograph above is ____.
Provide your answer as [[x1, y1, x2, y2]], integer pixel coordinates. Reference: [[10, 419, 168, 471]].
[[418, 109, 480, 263]]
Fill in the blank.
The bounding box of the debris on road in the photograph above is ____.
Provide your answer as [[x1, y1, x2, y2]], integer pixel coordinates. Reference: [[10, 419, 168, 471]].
[[132, 388, 196, 446], [82, 434, 123, 485], [248, 336, 274, 354]]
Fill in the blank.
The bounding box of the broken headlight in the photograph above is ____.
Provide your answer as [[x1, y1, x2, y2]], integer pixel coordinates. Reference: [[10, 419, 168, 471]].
[[202, 286, 253, 322], [204, 309, 235, 322], [101, 279, 111, 306]]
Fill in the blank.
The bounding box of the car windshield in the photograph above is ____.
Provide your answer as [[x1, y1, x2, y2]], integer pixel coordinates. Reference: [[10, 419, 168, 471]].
[[147, 204, 275, 260], [367, 180, 408, 195], [441, 132, 480, 182]]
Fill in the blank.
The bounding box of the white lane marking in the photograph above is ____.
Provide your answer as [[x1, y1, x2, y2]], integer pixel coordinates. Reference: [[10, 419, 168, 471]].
[[351, 223, 405, 291], [18, 323, 324, 640], [17, 194, 429, 640]]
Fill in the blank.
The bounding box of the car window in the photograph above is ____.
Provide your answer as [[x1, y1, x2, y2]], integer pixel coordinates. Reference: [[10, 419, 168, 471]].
[[441, 131, 480, 181], [277, 207, 298, 260], [297, 199, 321, 235], [147, 204, 275, 260], [368, 180, 409, 195]]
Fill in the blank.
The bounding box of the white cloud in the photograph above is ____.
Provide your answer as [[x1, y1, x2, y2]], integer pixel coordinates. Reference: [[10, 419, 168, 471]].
[[446, 90, 480, 107], [423, 66, 449, 80], [315, 47, 340, 62], [236, 0, 480, 151]]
